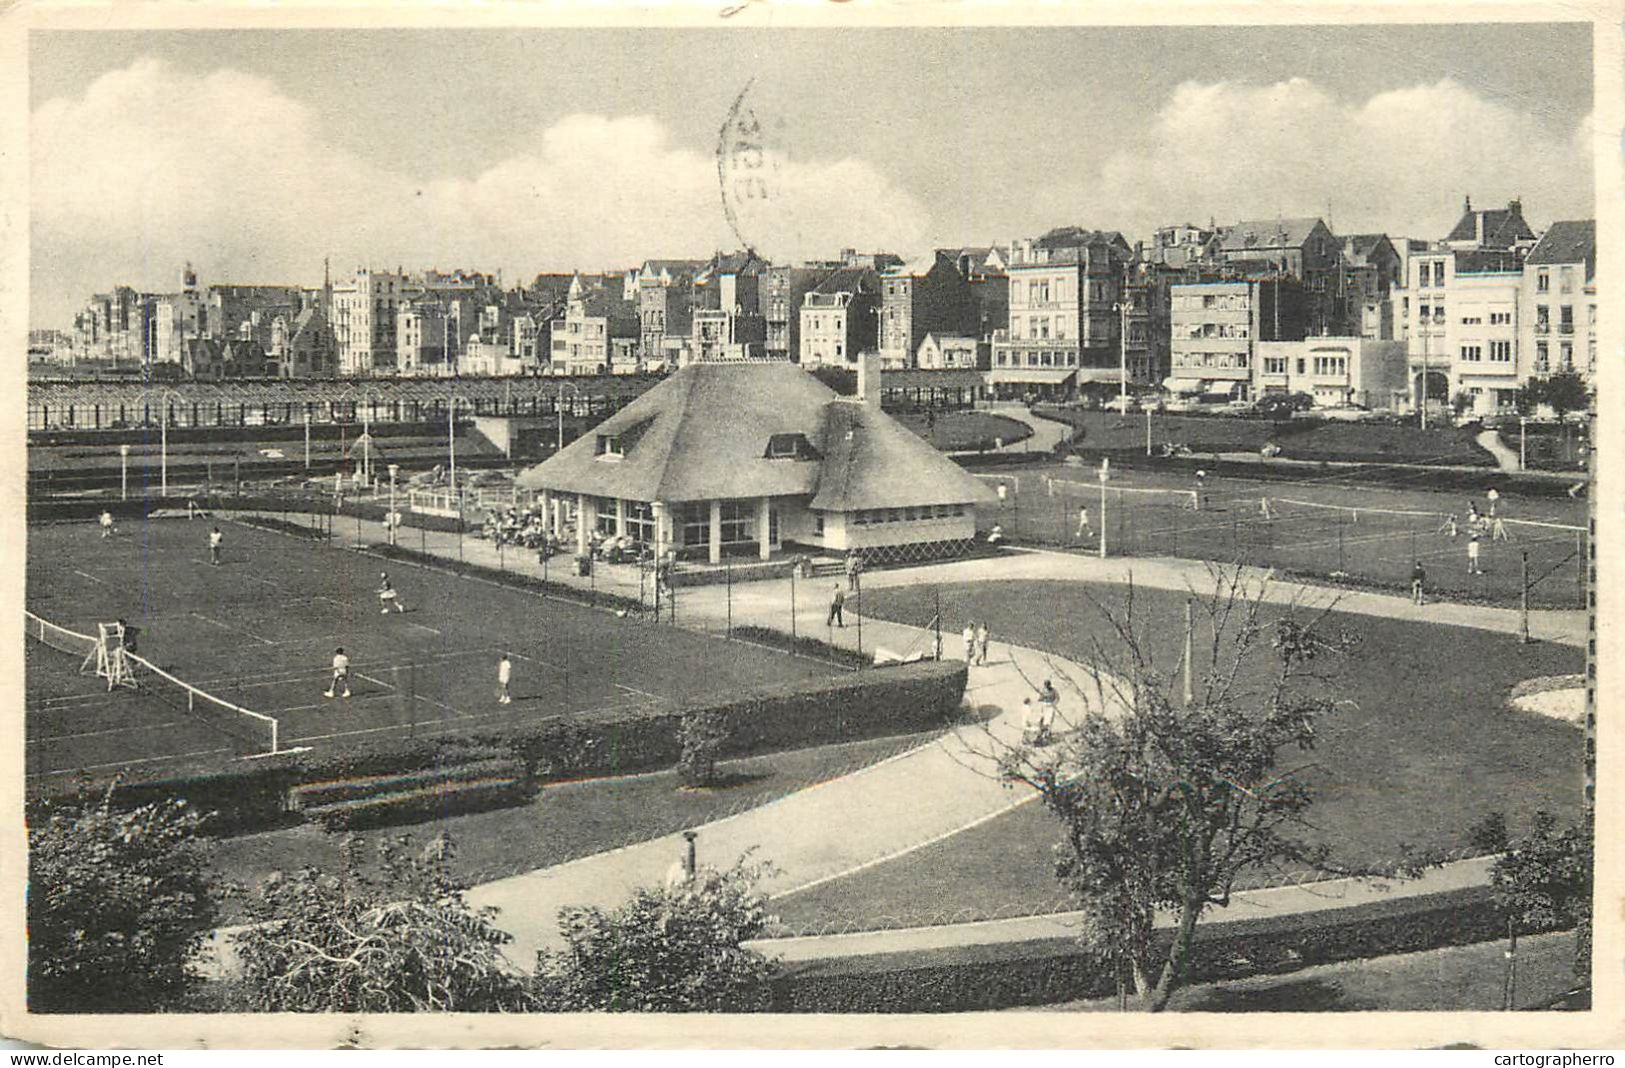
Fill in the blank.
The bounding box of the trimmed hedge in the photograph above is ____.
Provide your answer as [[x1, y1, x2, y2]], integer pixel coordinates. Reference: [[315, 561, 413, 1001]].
[[728, 625, 870, 669], [767, 885, 1519, 1012], [305, 776, 530, 832], [288, 756, 525, 810], [28, 660, 968, 836]]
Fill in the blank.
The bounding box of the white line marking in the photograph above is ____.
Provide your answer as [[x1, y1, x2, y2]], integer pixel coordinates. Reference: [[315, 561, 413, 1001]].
[[615, 683, 662, 700], [403, 622, 442, 635], [72, 569, 110, 586], [32, 746, 236, 777]]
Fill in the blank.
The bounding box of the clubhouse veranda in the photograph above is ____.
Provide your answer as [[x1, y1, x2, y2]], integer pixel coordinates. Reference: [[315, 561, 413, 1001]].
[[518, 357, 997, 565]]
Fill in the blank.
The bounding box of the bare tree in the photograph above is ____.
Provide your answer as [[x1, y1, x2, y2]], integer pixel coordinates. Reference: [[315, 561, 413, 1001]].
[[971, 565, 1408, 1011]]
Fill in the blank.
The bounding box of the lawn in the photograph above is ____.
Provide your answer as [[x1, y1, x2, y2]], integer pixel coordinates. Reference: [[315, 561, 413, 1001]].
[[25, 517, 836, 784], [205, 730, 939, 923], [1033, 407, 1491, 466], [773, 579, 1584, 932], [1022, 930, 1581, 1012], [893, 410, 1033, 452], [975, 460, 1586, 608]]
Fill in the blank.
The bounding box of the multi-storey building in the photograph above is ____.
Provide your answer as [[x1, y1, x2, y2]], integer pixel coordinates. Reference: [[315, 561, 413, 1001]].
[[1255, 337, 1408, 408], [1338, 234, 1403, 341], [1212, 217, 1344, 336], [331, 268, 407, 375], [1521, 220, 1597, 385], [915, 333, 983, 370], [1167, 278, 1306, 401], [396, 300, 452, 374], [990, 228, 1135, 400], [548, 274, 640, 375], [878, 254, 978, 370], [764, 265, 833, 361], [205, 284, 303, 351], [268, 306, 338, 378], [1405, 248, 1525, 416], [634, 259, 706, 369], [798, 267, 879, 368], [1441, 196, 1537, 252]]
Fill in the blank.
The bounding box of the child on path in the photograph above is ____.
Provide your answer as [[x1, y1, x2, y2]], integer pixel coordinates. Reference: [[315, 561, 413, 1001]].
[[325, 647, 352, 699], [963, 622, 977, 664], [976, 622, 990, 666]]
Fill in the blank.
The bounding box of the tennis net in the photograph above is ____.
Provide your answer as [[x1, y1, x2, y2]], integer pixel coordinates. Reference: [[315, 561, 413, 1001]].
[[1047, 478, 1199, 511], [24, 608, 282, 756]]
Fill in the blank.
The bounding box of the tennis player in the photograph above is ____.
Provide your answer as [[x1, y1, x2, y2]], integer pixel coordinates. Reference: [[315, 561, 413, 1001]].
[[208, 526, 223, 565], [325, 647, 352, 699], [497, 653, 513, 704], [377, 572, 406, 614], [99, 510, 116, 539]]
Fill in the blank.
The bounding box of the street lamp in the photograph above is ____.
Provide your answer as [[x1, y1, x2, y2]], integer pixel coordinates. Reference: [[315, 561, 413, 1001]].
[[1519, 415, 1528, 471], [1097, 456, 1110, 560], [1114, 299, 1129, 413], [553, 381, 582, 454], [387, 463, 400, 546], [447, 392, 477, 503], [119, 444, 130, 501], [134, 387, 185, 497]]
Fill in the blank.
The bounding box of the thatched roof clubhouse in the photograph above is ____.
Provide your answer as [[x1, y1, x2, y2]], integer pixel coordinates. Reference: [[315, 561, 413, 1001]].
[[516, 356, 996, 566]]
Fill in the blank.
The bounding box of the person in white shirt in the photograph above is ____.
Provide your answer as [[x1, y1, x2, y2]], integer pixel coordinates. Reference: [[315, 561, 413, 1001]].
[[377, 572, 405, 614], [208, 526, 223, 565], [325, 647, 352, 699], [962, 622, 977, 664], [99, 510, 115, 539], [497, 653, 513, 704]]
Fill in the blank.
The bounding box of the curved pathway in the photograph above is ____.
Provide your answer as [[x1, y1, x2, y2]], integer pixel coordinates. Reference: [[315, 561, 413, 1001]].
[[957, 403, 1073, 456], [1476, 428, 1522, 473]]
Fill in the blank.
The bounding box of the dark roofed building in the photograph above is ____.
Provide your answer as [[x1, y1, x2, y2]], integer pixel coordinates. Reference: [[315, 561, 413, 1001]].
[[517, 355, 995, 565], [1444, 196, 1537, 250], [1525, 219, 1596, 278]]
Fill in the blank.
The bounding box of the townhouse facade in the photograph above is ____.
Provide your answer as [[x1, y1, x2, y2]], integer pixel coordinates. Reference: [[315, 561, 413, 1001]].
[[1212, 217, 1344, 336], [1521, 220, 1597, 384], [1167, 278, 1307, 401], [798, 267, 879, 368], [331, 268, 407, 375], [878, 254, 978, 370]]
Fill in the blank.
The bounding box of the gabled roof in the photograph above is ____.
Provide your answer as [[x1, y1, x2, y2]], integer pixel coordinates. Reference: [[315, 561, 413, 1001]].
[[811, 266, 879, 296], [1341, 234, 1394, 263], [1445, 200, 1536, 248], [1034, 227, 1132, 253], [516, 363, 995, 510], [1525, 220, 1595, 276], [1215, 218, 1327, 252]]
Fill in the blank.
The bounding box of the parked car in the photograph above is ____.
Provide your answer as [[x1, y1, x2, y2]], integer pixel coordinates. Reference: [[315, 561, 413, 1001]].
[[1162, 396, 1197, 413], [1103, 396, 1140, 414]]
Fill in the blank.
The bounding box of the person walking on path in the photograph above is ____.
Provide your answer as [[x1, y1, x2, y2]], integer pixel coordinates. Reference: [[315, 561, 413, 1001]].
[[1411, 561, 1427, 606], [963, 622, 977, 664], [497, 653, 513, 704], [208, 526, 223, 565], [324, 647, 352, 699], [976, 622, 991, 666], [845, 552, 862, 592], [1467, 532, 1483, 575], [827, 584, 845, 628]]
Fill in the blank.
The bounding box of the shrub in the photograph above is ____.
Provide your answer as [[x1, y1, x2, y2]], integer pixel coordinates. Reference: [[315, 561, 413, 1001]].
[[307, 776, 530, 832], [728, 624, 870, 668], [290, 757, 526, 810], [677, 711, 729, 788]]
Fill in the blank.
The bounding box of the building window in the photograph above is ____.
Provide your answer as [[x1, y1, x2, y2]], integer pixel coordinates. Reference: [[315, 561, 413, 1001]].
[[624, 500, 654, 543], [814, 513, 825, 536], [1537, 270, 1549, 293], [1536, 306, 1550, 334], [1459, 345, 1482, 362], [1489, 311, 1511, 326], [679, 502, 709, 547], [1560, 306, 1574, 334], [719, 500, 754, 544], [1489, 341, 1512, 362], [1312, 355, 1347, 376], [1263, 356, 1287, 375], [1560, 342, 1574, 371], [1535, 342, 1549, 373]]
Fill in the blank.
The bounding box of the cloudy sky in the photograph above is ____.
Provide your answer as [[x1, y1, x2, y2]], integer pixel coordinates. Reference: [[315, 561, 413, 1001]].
[[30, 23, 1595, 329]]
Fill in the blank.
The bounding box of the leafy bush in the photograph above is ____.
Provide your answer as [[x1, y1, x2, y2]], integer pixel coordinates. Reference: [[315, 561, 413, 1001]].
[[535, 855, 778, 1011], [677, 711, 729, 788], [29, 797, 219, 1013], [231, 832, 533, 1012]]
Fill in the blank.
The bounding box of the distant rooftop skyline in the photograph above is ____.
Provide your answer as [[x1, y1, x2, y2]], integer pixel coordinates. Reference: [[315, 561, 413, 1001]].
[[30, 23, 1596, 328]]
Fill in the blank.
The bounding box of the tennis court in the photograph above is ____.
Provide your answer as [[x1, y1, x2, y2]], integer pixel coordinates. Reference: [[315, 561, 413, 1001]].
[[25, 517, 837, 785], [976, 463, 1587, 608]]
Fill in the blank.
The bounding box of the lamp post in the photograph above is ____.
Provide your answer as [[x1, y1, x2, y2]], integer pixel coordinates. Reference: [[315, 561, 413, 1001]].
[[447, 392, 476, 510], [1098, 456, 1110, 560], [388, 463, 400, 547], [304, 409, 312, 470], [1116, 299, 1130, 413], [1519, 415, 1527, 471], [119, 444, 129, 501], [135, 388, 184, 497], [553, 381, 581, 454]]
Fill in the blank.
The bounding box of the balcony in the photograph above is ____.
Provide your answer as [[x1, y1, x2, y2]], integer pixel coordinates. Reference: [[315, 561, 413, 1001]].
[[1559, 323, 1574, 336], [1534, 323, 1550, 335]]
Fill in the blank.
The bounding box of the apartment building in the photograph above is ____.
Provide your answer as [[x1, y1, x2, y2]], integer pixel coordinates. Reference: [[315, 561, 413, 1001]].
[[548, 274, 640, 375], [878, 254, 978, 370], [1167, 279, 1306, 401], [798, 267, 879, 368], [1405, 247, 1525, 416], [1212, 217, 1344, 336], [1521, 220, 1597, 384], [1255, 337, 1407, 408], [990, 228, 1135, 400], [331, 268, 407, 374]]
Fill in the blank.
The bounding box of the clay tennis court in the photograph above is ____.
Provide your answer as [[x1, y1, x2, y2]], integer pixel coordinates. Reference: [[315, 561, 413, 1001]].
[[25, 516, 836, 784]]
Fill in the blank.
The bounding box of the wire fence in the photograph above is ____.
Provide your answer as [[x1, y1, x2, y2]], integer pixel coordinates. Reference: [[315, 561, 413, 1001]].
[[981, 474, 1586, 609]]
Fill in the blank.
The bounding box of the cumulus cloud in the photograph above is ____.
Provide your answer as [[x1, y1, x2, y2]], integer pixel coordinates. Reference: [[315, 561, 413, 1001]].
[[1062, 77, 1593, 241], [30, 57, 930, 326]]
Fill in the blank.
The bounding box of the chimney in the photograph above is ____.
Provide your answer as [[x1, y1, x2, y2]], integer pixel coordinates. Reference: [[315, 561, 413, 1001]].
[[857, 348, 882, 409]]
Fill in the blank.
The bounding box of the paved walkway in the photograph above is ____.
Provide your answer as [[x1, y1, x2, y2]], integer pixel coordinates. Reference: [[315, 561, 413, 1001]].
[[754, 855, 1496, 963], [958, 403, 1072, 456], [1477, 428, 1522, 473]]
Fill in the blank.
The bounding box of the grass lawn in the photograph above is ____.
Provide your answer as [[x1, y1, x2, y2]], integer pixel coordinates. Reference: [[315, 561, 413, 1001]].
[[1022, 930, 1582, 1012], [893, 410, 1033, 452], [1033, 407, 1491, 466], [773, 580, 1583, 932], [206, 729, 937, 923]]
